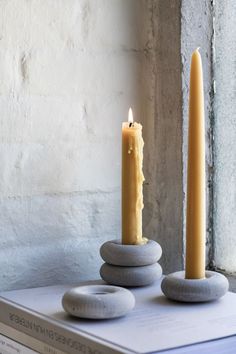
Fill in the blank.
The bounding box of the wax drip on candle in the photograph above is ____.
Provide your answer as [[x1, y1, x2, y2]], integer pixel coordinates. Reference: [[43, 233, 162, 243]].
[[128, 135, 133, 154], [128, 112, 134, 153]]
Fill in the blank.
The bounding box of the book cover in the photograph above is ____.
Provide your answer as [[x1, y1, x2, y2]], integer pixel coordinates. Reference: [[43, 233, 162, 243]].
[[0, 332, 37, 354], [1, 280, 236, 354], [0, 322, 66, 354]]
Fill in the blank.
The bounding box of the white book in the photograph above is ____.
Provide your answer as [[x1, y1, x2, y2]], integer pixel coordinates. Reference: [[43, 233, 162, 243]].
[[2, 322, 236, 354], [0, 332, 37, 354], [1, 280, 236, 354], [0, 322, 66, 354]]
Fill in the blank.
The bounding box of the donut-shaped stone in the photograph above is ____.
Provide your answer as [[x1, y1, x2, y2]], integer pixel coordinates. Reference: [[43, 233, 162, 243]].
[[100, 262, 162, 287], [62, 285, 135, 319], [161, 270, 229, 302], [100, 239, 162, 266]]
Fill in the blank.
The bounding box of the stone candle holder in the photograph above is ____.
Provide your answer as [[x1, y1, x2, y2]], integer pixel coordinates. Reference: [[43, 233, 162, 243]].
[[161, 270, 229, 302], [62, 285, 135, 319], [100, 239, 162, 287]]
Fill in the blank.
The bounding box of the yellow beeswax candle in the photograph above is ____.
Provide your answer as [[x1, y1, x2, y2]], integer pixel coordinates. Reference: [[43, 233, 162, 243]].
[[185, 48, 206, 279], [122, 108, 145, 245]]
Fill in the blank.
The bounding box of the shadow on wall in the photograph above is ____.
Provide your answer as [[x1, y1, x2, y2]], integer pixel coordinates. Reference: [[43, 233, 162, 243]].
[[143, 0, 183, 274]]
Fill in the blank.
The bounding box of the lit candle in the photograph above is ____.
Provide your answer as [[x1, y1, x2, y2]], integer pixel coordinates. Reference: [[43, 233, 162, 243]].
[[185, 48, 206, 279], [122, 108, 146, 245]]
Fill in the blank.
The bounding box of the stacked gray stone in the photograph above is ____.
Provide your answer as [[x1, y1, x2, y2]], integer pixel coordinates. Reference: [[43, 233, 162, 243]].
[[100, 240, 162, 287]]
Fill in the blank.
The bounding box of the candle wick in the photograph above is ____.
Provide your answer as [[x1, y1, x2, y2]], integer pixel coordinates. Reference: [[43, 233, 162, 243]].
[[129, 122, 132, 127]]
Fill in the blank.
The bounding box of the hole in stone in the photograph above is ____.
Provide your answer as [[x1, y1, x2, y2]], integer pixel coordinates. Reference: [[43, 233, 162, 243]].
[[93, 292, 108, 295]]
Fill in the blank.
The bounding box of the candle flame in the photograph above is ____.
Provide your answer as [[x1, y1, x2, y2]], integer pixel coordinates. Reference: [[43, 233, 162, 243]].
[[128, 108, 133, 124]]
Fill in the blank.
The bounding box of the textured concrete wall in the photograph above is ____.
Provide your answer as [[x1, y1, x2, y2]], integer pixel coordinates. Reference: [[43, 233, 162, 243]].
[[214, 0, 236, 273], [0, 0, 154, 290], [145, 0, 214, 274], [181, 0, 213, 267], [144, 0, 183, 273]]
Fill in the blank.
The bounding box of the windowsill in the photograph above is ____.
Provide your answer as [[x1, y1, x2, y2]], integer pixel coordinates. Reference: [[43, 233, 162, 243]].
[[225, 274, 236, 293], [214, 269, 236, 293]]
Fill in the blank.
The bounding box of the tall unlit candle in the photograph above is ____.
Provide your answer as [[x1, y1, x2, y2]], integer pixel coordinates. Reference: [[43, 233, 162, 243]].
[[185, 48, 206, 279]]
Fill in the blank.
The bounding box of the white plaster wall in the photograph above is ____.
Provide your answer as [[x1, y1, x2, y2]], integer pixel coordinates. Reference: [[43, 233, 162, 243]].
[[0, 0, 155, 290]]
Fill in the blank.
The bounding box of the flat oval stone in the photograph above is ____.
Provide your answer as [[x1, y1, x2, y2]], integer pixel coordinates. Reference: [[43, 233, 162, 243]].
[[161, 270, 229, 302], [100, 239, 162, 266], [62, 285, 135, 319], [100, 262, 162, 287]]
